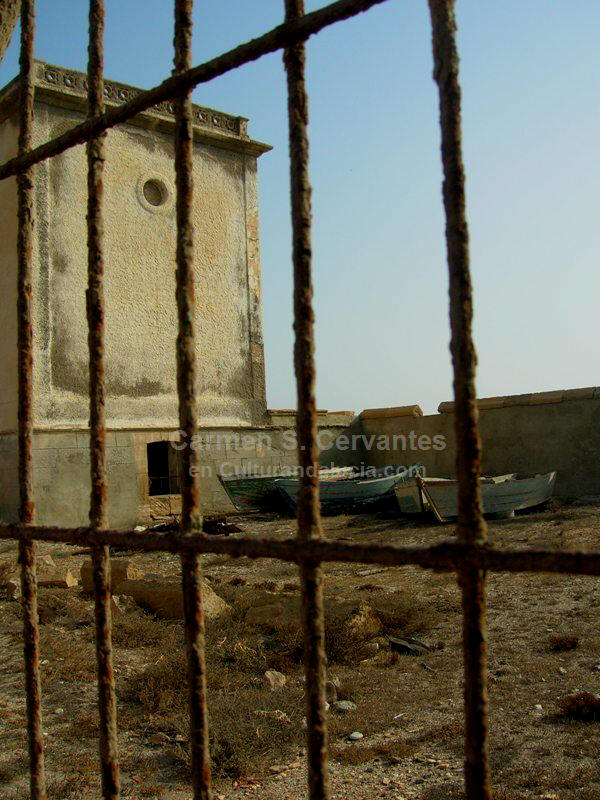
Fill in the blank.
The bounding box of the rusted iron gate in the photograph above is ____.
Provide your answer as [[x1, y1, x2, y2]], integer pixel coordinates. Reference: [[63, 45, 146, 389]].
[[0, 0, 597, 798]]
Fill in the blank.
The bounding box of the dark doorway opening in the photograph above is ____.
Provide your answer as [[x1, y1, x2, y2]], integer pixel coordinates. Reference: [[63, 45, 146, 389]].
[[147, 440, 181, 496]]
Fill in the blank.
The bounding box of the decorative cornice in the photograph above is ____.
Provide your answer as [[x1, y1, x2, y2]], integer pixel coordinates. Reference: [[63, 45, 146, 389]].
[[37, 61, 247, 134], [0, 61, 271, 157]]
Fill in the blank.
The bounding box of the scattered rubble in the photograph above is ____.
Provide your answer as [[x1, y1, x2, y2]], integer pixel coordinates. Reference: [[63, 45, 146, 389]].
[[325, 679, 339, 704], [1, 505, 599, 799], [38, 570, 78, 589], [263, 669, 287, 691], [4, 578, 20, 601], [116, 576, 229, 620], [80, 558, 144, 594], [387, 635, 429, 656], [333, 700, 357, 714]]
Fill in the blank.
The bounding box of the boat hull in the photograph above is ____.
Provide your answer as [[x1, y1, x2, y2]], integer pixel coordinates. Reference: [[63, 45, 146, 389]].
[[395, 472, 557, 520], [219, 467, 357, 512], [218, 474, 281, 512], [275, 470, 413, 515]]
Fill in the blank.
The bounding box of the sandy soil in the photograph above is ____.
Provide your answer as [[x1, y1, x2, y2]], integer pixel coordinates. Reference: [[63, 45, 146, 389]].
[[1, 502, 599, 799]]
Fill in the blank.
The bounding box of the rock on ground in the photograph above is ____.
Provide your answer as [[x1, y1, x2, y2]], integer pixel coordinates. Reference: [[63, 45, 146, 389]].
[[80, 559, 144, 593], [117, 577, 229, 620], [263, 669, 287, 691]]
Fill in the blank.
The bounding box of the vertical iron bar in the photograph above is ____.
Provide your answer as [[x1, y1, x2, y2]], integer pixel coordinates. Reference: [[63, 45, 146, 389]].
[[427, 2, 490, 799], [86, 1, 121, 797], [283, 2, 329, 798], [173, 1, 211, 797], [16, 2, 47, 798]]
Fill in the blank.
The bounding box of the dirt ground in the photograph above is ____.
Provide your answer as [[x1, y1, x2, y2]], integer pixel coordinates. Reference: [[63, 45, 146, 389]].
[[1, 502, 599, 799]]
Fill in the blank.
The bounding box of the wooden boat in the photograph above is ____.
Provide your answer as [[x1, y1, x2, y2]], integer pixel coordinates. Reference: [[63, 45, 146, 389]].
[[275, 467, 416, 515], [395, 471, 557, 522], [218, 466, 356, 512]]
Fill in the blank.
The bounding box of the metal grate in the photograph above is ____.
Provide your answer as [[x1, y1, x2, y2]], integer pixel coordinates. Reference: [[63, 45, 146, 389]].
[[0, 1, 597, 798]]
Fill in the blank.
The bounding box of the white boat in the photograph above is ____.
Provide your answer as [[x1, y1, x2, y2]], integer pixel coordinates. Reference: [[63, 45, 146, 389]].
[[275, 467, 417, 515], [395, 471, 557, 522]]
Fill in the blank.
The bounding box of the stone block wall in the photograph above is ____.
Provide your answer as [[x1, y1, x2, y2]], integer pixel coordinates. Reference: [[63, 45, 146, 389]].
[[324, 387, 600, 500], [0, 430, 139, 527]]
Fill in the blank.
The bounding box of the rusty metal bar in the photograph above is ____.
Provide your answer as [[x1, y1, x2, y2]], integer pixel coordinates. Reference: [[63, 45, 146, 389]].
[[428, 2, 490, 798], [3, 523, 600, 576], [87, 0, 108, 539], [86, 2, 121, 797], [15, 2, 47, 798], [5, 2, 598, 797], [0, 0, 389, 182], [173, 1, 211, 796], [284, 1, 329, 796]]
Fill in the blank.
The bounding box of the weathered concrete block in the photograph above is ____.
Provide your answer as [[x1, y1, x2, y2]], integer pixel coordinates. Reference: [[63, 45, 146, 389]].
[[477, 397, 506, 410], [38, 570, 78, 589], [502, 394, 533, 407], [34, 432, 78, 450], [528, 391, 564, 405], [80, 559, 144, 594], [76, 432, 91, 449], [563, 387, 596, 401], [107, 446, 135, 466], [263, 669, 287, 691], [360, 405, 423, 419], [4, 579, 20, 601], [117, 577, 229, 620]]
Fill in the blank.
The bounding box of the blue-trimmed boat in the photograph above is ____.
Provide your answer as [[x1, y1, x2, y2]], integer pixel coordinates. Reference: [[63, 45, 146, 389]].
[[218, 466, 356, 512], [274, 466, 419, 515]]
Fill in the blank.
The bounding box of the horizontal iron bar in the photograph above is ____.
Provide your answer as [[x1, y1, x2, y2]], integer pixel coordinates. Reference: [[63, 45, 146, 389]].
[[0, 0, 389, 181], [1, 523, 600, 575]]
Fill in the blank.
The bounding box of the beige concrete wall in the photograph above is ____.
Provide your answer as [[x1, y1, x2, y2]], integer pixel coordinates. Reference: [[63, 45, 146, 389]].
[[324, 408, 455, 476], [35, 105, 266, 429], [0, 430, 138, 527], [0, 115, 18, 431], [0, 433, 18, 518], [336, 388, 600, 499], [0, 61, 270, 433]]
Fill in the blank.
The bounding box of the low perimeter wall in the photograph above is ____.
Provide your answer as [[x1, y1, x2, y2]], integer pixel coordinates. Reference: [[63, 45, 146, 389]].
[[0, 410, 355, 527], [322, 388, 600, 500], [1, 389, 598, 526]]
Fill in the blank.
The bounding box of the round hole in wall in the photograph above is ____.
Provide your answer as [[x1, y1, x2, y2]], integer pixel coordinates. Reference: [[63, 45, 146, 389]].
[[143, 178, 167, 207]]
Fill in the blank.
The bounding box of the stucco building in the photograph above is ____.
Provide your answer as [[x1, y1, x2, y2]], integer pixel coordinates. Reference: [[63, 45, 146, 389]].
[[0, 61, 354, 526]]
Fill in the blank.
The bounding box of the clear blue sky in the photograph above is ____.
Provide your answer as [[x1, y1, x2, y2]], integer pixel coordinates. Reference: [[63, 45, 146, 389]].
[[1, 1, 598, 414]]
